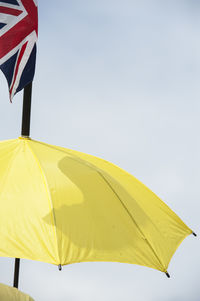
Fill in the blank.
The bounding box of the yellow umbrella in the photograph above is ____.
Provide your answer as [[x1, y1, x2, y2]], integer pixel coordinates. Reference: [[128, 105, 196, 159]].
[[0, 136, 195, 278], [0, 283, 34, 301]]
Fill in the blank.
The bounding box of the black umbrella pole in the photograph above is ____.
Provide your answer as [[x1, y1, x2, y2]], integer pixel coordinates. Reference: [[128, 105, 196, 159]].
[[21, 82, 33, 137], [13, 258, 20, 288]]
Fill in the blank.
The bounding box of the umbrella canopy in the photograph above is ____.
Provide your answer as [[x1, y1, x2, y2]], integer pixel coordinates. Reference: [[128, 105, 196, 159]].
[[0, 283, 34, 301], [0, 137, 193, 274]]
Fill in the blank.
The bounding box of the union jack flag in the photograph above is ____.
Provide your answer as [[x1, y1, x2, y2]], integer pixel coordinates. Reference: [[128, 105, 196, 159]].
[[0, 0, 38, 101]]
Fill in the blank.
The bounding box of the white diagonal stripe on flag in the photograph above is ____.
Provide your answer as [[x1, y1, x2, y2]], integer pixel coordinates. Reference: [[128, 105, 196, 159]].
[[0, 12, 14, 23]]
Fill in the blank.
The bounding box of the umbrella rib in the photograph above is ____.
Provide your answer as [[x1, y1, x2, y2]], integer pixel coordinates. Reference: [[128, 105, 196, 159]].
[[96, 170, 166, 272], [26, 140, 61, 264]]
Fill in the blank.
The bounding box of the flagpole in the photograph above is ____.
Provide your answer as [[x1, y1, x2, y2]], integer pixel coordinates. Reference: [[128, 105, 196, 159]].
[[13, 82, 33, 289], [13, 258, 20, 289], [21, 82, 33, 137]]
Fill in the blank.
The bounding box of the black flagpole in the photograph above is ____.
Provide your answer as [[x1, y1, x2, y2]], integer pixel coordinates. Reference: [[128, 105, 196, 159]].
[[13, 82, 33, 289], [21, 82, 32, 137], [13, 258, 20, 289]]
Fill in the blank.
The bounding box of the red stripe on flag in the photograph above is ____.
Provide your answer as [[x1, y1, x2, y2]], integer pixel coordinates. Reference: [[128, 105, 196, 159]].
[[0, 6, 23, 16], [9, 41, 28, 100]]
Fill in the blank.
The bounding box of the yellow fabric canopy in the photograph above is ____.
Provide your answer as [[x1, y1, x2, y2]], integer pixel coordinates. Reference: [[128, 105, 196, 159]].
[[0, 283, 34, 301], [0, 137, 192, 273]]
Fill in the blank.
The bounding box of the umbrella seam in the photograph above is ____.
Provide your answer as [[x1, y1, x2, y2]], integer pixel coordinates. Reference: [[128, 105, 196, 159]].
[[96, 170, 167, 272], [26, 140, 61, 264]]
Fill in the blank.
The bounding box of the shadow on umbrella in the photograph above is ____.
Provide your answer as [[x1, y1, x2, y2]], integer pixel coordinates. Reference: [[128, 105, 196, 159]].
[[42, 155, 168, 271], [43, 155, 146, 248]]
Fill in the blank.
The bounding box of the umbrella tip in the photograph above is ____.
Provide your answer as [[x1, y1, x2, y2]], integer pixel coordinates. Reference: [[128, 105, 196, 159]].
[[192, 232, 197, 237], [58, 264, 62, 271], [165, 272, 170, 278]]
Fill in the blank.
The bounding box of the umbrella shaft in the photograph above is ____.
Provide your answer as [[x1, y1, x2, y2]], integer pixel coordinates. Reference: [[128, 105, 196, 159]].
[[13, 258, 20, 288], [21, 83, 32, 137]]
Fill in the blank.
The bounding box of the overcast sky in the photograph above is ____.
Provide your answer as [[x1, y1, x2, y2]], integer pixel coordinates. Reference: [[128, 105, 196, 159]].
[[0, 1, 199, 300]]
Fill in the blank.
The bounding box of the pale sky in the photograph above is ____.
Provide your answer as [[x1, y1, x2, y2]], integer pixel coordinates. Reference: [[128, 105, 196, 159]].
[[0, 1, 199, 300]]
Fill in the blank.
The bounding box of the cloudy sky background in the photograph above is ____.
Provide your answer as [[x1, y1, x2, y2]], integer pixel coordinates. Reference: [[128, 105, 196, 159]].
[[0, 0, 199, 300]]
